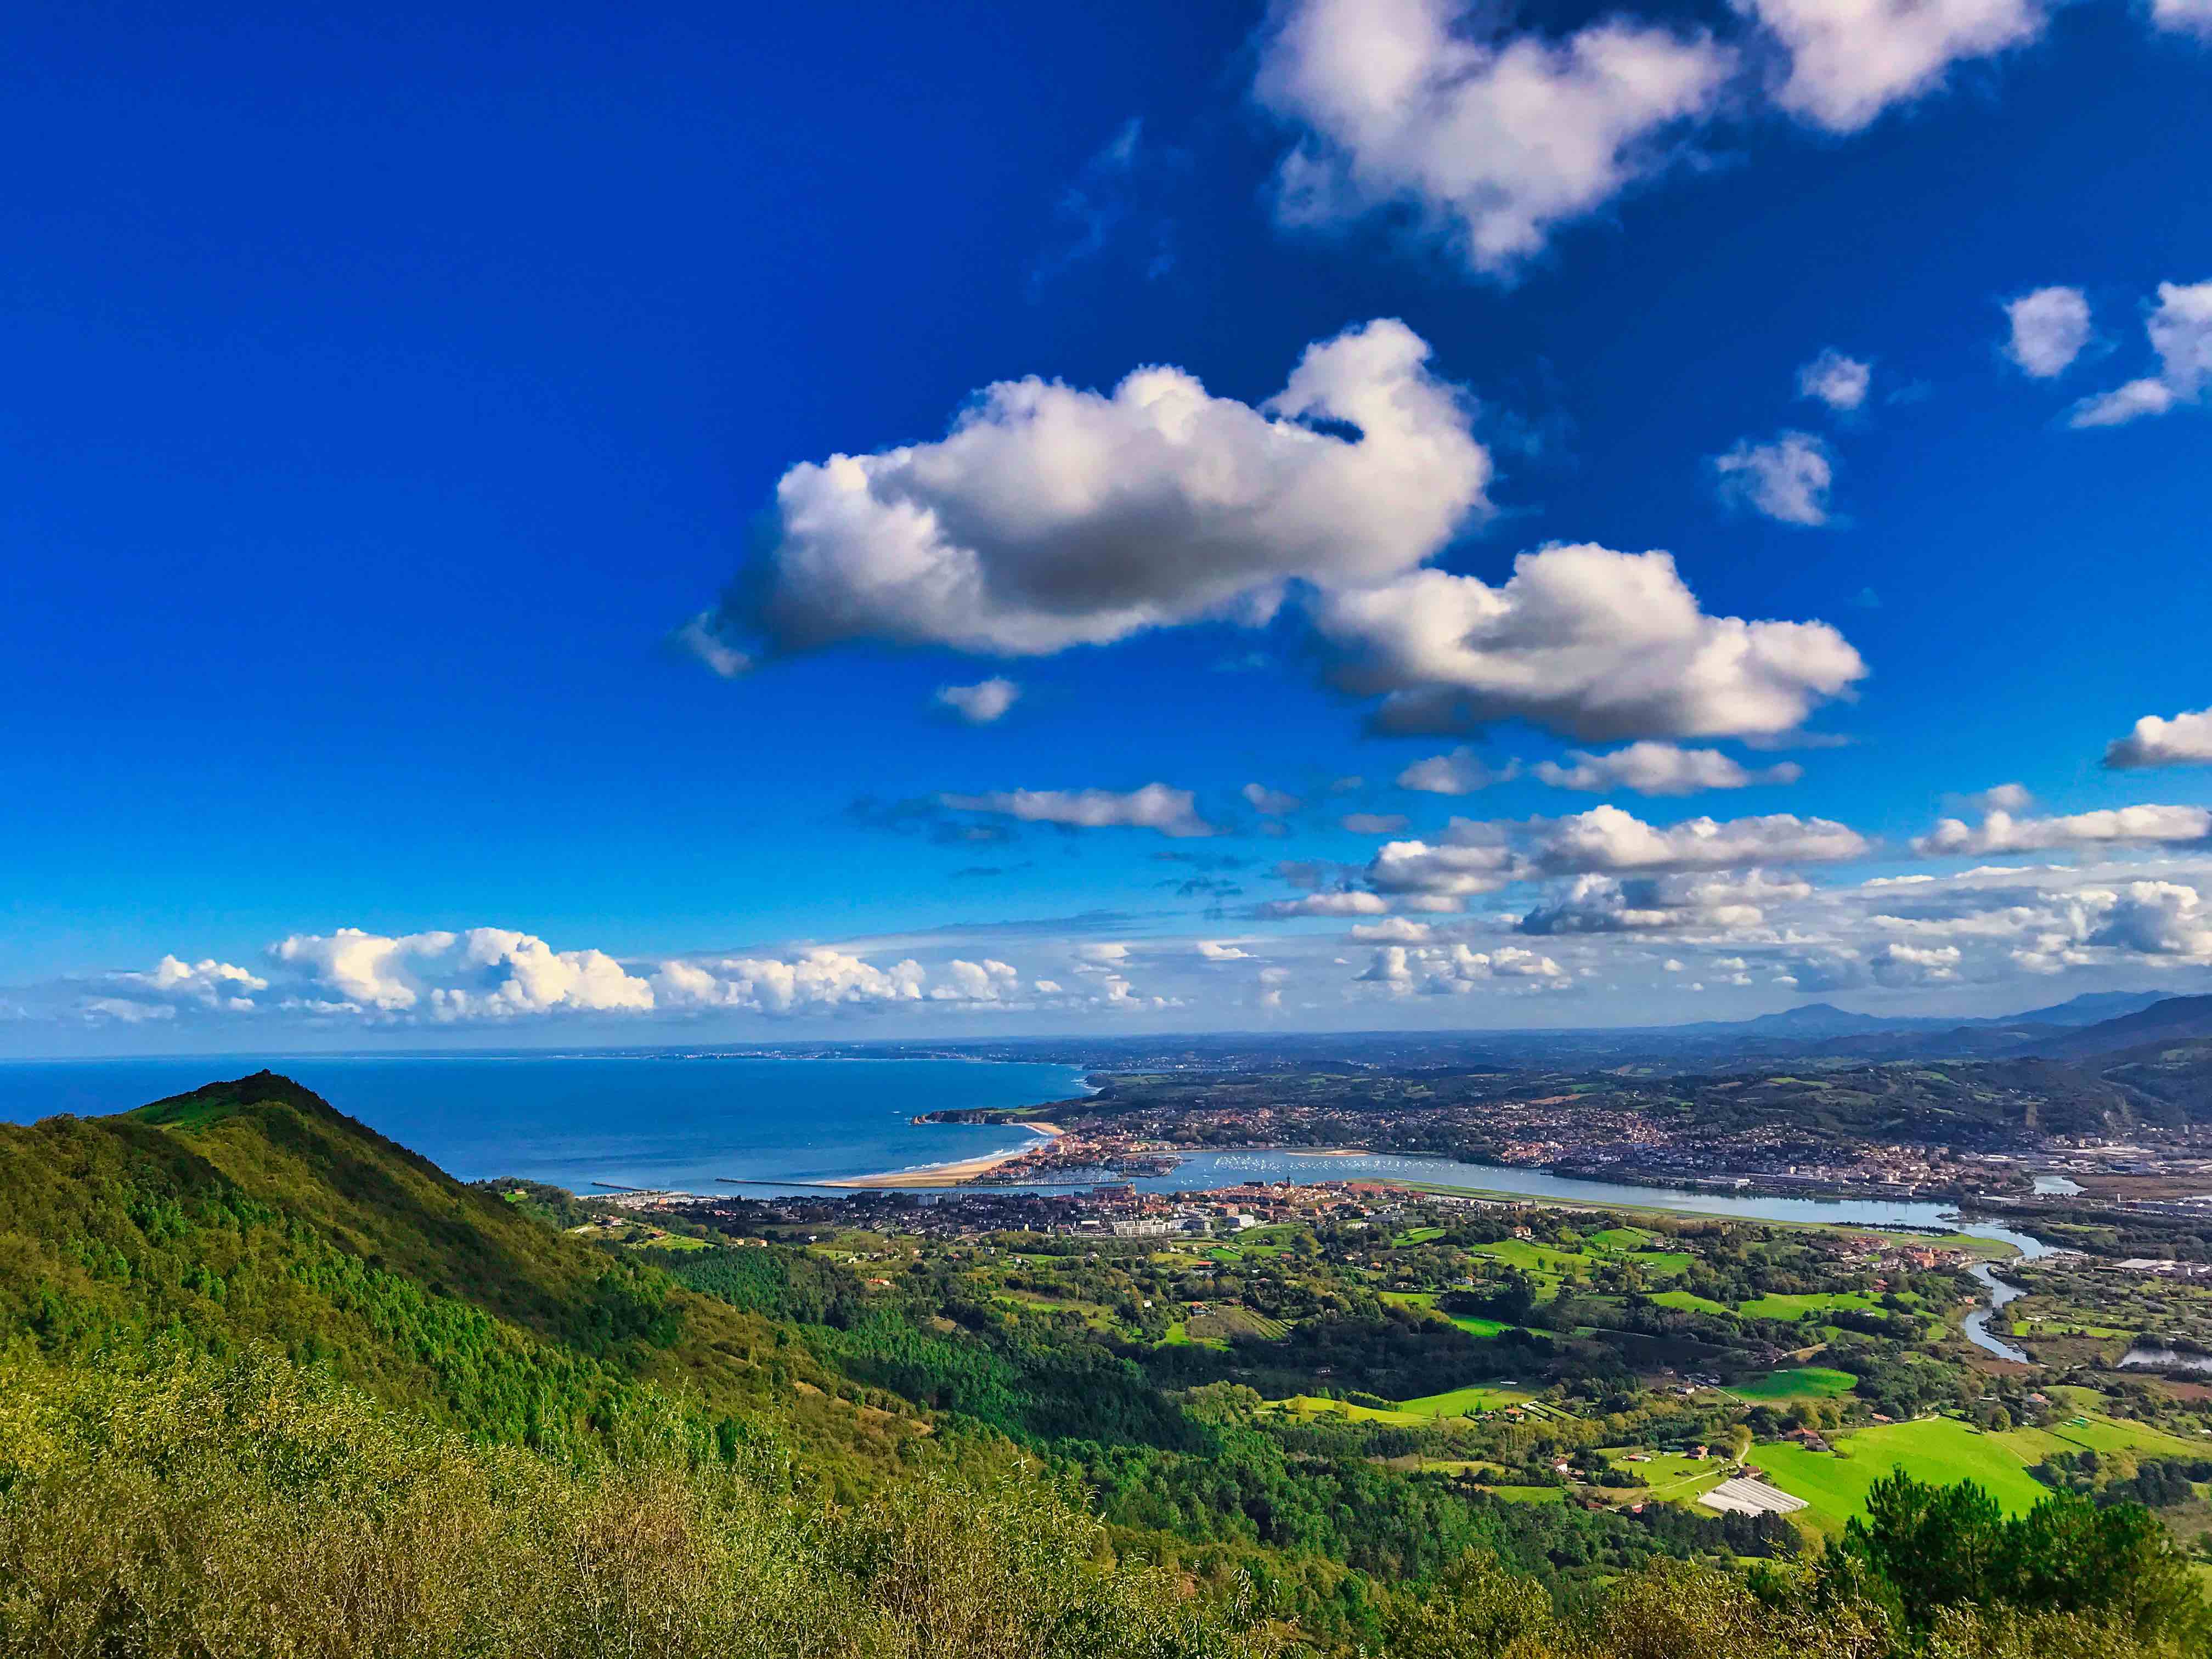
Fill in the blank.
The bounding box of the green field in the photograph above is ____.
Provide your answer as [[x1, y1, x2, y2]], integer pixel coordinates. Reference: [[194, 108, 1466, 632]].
[[1733, 1290, 1880, 1321], [1585, 1227, 1657, 1249], [1730, 1366, 1858, 1401], [1269, 1394, 1423, 1426], [1381, 1290, 1517, 1337], [1604, 1449, 1730, 1503], [1396, 1383, 1542, 1417], [1993, 1412, 2211, 1465], [1753, 1418, 2051, 1533], [1649, 1289, 1734, 1316], [1472, 1239, 1590, 1276], [1392, 1226, 1446, 1246]]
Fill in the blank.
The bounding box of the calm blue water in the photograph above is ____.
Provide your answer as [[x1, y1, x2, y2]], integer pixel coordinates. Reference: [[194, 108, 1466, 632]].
[[0, 1054, 1090, 1192]]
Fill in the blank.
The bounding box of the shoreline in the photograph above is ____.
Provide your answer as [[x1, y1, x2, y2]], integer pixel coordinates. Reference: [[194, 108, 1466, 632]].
[[823, 1122, 1065, 1188]]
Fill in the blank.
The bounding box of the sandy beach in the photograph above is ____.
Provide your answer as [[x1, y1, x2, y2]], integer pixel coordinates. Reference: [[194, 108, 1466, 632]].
[[824, 1121, 1064, 1188]]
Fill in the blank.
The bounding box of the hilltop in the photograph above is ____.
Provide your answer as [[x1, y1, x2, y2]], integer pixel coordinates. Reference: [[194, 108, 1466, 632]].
[[0, 1070, 917, 1471]]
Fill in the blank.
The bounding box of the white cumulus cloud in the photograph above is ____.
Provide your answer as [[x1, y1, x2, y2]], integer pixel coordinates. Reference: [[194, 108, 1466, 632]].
[[1741, 0, 2051, 133], [1870, 941, 1962, 985], [1533, 742, 1803, 796], [1713, 431, 1835, 526], [1521, 804, 1871, 874], [1397, 749, 1519, 794], [940, 782, 1216, 838], [2106, 707, 2212, 770], [112, 955, 269, 1009], [1314, 543, 1866, 741], [704, 319, 1489, 661], [1358, 941, 1568, 994], [935, 677, 1022, 724], [1255, 0, 1734, 278], [2069, 280, 2212, 427], [2003, 286, 2091, 378], [270, 927, 654, 1019], [1913, 803, 2212, 856], [1797, 349, 1871, 410]]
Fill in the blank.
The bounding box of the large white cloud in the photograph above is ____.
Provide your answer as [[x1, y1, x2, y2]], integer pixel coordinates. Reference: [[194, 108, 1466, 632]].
[[1913, 803, 2212, 856], [653, 949, 1024, 1014], [1348, 805, 1868, 910], [2070, 280, 2212, 427], [2086, 882, 2212, 961], [691, 323, 1863, 748], [1533, 742, 1803, 796], [270, 927, 655, 1019], [270, 928, 461, 1012], [2003, 286, 2091, 378], [712, 319, 1489, 659], [1357, 941, 1568, 994], [1366, 836, 1522, 901], [1713, 431, 1835, 526], [1521, 804, 1870, 874], [1255, 0, 1733, 277], [2106, 707, 2212, 770], [1312, 543, 1866, 740], [1741, 0, 2051, 133], [431, 929, 657, 1019], [940, 783, 1216, 838], [1517, 869, 1812, 935]]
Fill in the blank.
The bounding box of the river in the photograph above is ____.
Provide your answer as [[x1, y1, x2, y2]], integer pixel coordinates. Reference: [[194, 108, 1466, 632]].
[[991, 1148, 2057, 1356]]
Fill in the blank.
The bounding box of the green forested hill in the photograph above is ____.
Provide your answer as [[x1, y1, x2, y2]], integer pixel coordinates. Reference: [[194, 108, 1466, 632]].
[[0, 1070, 918, 1471]]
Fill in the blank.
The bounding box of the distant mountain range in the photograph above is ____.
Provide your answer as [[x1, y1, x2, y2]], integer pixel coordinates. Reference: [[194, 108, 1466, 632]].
[[1671, 989, 2175, 1039], [2014, 994, 2212, 1061], [1584, 988, 2212, 1073]]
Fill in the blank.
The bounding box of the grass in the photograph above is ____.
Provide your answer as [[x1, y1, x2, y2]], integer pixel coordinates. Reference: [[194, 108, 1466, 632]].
[[1729, 1367, 1858, 1402], [1752, 1418, 2052, 1534], [1395, 1384, 1539, 1417], [1268, 1395, 1423, 1426], [1993, 1412, 2210, 1465], [1650, 1289, 1735, 1317], [1586, 1227, 1657, 1249], [1381, 1290, 1517, 1338], [1605, 1450, 1731, 1504], [1473, 1239, 1589, 1276], [1392, 1226, 1446, 1246], [1733, 1290, 1880, 1321]]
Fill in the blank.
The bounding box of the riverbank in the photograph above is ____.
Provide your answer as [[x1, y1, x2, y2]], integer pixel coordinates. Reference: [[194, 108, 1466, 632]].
[[824, 1122, 1064, 1188]]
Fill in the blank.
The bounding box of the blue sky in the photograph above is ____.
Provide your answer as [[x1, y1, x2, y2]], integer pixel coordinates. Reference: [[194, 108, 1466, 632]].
[[5, 0, 2210, 1053]]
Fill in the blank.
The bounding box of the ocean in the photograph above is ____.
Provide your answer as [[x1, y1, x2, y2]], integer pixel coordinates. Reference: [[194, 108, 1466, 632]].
[[0, 1053, 1090, 1193]]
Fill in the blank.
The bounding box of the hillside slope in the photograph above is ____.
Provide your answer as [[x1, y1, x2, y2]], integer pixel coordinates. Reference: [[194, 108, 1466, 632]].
[[0, 1071, 920, 1471]]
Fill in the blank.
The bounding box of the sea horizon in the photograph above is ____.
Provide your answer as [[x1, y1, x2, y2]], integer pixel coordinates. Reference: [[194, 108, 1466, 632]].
[[0, 1052, 1091, 1193]]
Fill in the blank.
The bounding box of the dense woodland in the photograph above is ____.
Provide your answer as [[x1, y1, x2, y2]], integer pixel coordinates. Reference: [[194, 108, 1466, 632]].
[[1, 1072, 2208, 1656]]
